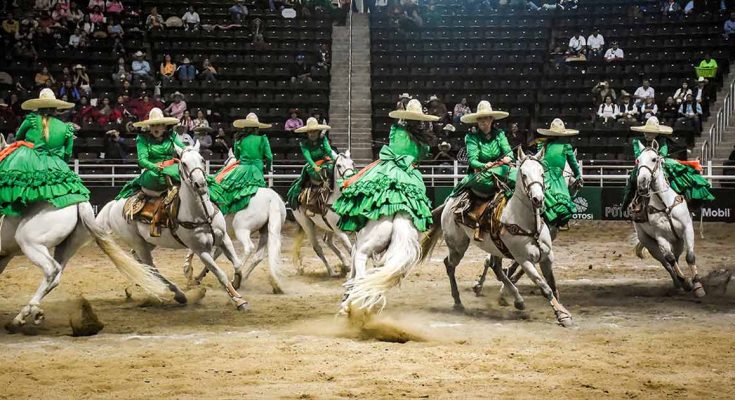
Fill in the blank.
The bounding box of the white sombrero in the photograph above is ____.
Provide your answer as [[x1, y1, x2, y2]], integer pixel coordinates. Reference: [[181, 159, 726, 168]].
[[233, 112, 272, 129], [460, 100, 509, 123], [294, 117, 330, 133], [630, 117, 673, 135], [443, 124, 456, 132], [21, 88, 74, 111], [388, 99, 440, 122], [537, 118, 579, 136], [133, 107, 179, 128]]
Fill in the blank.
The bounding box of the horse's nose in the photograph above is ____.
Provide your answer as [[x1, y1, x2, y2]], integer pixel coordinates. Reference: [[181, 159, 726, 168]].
[[532, 196, 543, 208]]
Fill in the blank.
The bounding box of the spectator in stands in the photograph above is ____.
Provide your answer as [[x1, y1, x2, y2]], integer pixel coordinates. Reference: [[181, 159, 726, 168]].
[[661, 0, 682, 15], [597, 95, 619, 125], [178, 110, 195, 134], [106, 0, 124, 15], [694, 77, 710, 116], [640, 97, 658, 121], [400, 1, 424, 29], [290, 54, 313, 85], [60, 66, 73, 82], [146, 7, 164, 31], [396, 93, 411, 111], [549, 45, 566, 69], [285, 111, 304, 131], [97, 96, 123, 125], [67, 3, 84, 24], [427, 95, 448, 121], [103, 129, 127, 161], [182, 6, 201, 31], [2, 12, 20, 37], [111, 57, 131, 83], [193, 127, 213, 149], [193, 110, 210, 130], [34, 66, 55, 87], [176, 57, 197, 81], [15, 38, 38, 61], [567, 30, 586, 56], [200, 59, 217, 81], [586, 28, 604, 58], [108, 19, 125, 54], [252, 32, 269, 51], [618, 92, 638, 125], [678, 94, 702, 132], [165, 92, 187, 119], [453, 98, 471, 123], [725, 12, 735, 40], [88, 0, 105, 11], [211, 129, 230, 158], [603, 41, 624, 62], [58, 79, 81, 102], [633, 79, 655, 106], [160, 54, 176, 83], [73, 64, 92, 94], [35, 0, 53, 11], [591, 81, 616, 104], [507, 122, 529, 151], [660, 96, 678, 126], [68, 28, 83, 48], [229, 1, 249, 24], [697, 53, 718, 77], [673, 81, 692, 104], [131, 51, 154, 84], [52, 3, 69, 22], [316, 43, 330, 71], [90, 6, 106, 24]]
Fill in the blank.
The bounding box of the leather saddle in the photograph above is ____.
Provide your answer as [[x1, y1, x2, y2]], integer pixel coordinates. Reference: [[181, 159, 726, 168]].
[[298, 181, 331, 216], [123, 187, 180, 237], [452, 190, 512, 257]]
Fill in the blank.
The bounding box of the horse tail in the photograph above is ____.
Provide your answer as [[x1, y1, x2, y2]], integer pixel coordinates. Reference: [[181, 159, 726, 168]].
[[634, 241, 648, 259], [77, 202, 187, 303], [419, 204, 445, 264], [95, 200, 114, 231], [266, 192, 287, 293], [343, 214, 420, 314]]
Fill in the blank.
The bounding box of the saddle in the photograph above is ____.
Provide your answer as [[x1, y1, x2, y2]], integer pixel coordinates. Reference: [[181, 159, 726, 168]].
[[628, 195, 650, 223], [123, 187, 180, 237], [298, 182, 331, 216], [451, 190, 512, 257]]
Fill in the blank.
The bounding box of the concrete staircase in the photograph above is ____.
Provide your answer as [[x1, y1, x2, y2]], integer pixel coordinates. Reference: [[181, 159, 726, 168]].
[[327, 13, 374, 164], [694, 63, 735, 164]]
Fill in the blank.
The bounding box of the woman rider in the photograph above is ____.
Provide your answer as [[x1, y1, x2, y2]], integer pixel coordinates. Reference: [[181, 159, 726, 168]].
[[448, 101, 514, 240], [286, 117, 335, 212], [116, 107, 184, 200], [214, 113, 273, 214], [0, 88, 90, 216], [622, 116, 714, 211], [535, 118, 583, 228], [332, 98, 438, 233]]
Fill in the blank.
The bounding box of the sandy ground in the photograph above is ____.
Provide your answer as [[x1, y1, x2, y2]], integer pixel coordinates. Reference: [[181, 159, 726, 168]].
[[1, 220, 734, 399]]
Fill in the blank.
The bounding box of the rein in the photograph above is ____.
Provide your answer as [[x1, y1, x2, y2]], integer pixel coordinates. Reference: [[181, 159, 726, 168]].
[[172, 148, 221, 245], [502, 157, 545, 244], [635, 149, 684, 240]]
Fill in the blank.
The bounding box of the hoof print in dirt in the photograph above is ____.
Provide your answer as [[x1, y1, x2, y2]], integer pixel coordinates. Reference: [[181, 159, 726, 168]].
[[69, 296, 104, 337]]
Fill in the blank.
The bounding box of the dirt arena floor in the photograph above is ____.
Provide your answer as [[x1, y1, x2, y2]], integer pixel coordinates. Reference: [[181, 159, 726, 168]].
[[1, 220, 734, 399]]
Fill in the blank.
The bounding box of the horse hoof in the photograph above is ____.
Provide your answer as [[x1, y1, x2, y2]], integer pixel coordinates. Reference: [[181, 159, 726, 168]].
[[231, 274, 242, 290], [557, 315, 575, 328], [30, 308, 45, 325], [497, 297, 510, 307], [124, 286, 133, 300], [514, 300, 525, 310], [452, 304, 465, 313], [692, 282, 706, 298], [236, 301, 250, 311], [472, 284, 484, 297], [272, 286, 284, 295], [681, 278, 694, 292], [172, 290, 188, 305]]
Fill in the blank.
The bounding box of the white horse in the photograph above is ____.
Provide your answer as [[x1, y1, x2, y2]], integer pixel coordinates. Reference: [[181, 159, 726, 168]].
[[631, 141, 705, 297], [423, 148, 574, 327], [183, 152, 287, 293], [97, 142, 249, 310], [291, 151, 355, 277], [0, 136, 183, 331]]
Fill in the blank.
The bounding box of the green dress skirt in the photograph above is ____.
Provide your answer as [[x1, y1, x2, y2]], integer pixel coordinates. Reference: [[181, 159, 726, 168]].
[[214, 159, 266, 214]]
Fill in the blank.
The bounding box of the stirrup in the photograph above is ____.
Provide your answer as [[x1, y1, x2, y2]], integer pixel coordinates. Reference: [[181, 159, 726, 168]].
[[473, 227, 484, 242]]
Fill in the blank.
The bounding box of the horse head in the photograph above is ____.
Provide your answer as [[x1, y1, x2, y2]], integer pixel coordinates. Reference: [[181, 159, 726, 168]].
[[175, 140, 209, 196], [334, 149, 356, 185], [515, 145, 546, 210], [634, 139, 662, 196]]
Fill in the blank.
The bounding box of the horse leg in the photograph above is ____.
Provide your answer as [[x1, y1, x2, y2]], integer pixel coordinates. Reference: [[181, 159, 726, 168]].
[[518, 258, 574, 327], [472, 258, 491, 297], [683, 223, 705, 297], [325, 232, 350, 277], [304, 220, 337, 277], [238, 227, 268, 289], [508, 262, 525, 284], [342, 219, 393, 306], [291, 225, 306, 274], [539, 254, 559, 300], [656, 237, 691, 291], [182, 251, 196, 286], [7, 243, 62, 331], [490, 256, 525, 310], [443, 228, 470, 311], [198, 251, 248, 310], [227, 228, 253, 289], [0, 255, 15, 276]]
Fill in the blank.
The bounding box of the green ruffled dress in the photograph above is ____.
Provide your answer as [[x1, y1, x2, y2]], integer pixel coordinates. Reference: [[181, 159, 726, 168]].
[[286, 135, 334, 209], [116, 131, 222, 201], [214, 132, 272, 214], [623, 137, 714, 208], [449, 128, 516, 198], [332, 124, 432, 232], [0, 113, 90, 216], [538, 140, 581, 226]]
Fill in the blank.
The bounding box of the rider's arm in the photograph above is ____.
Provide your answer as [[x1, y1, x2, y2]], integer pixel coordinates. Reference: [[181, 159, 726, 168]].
[[14, 115, 33, 141], [263, 136, 273, 171], [497, 131, 513, 161], [322, 135, 336, 158], [63, 123, 75, 162], [233, 136, 242, 160], [300, 140, 317, 169], [465, 134, 485, 171], [136, 136, 158, 170], [565, 144, 582, 179]]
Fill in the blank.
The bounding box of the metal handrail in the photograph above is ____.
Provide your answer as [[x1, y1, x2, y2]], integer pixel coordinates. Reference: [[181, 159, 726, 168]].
[[347, 3, 354, 152], [701, 139, 709, 161], [704, 78, 735, 161]]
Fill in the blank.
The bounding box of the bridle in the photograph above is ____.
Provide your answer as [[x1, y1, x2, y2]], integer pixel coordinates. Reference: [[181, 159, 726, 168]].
[[517, 156, 546, 207], [175, 147, 220, 245], [502, 156, 547, 244], [334, 154, 356, 183], [634, 147, 683, 240], [636, 148, 667, 197]]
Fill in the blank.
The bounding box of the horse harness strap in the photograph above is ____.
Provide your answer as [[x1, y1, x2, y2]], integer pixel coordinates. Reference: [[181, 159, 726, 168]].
[[648, 194, 685, 241]]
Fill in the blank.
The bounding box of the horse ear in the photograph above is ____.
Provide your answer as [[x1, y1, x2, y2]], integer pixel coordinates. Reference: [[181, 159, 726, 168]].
[[227, 148, 234, 159], [535, 145, 545, 160], [651, 139, 660, 152], [345, 149, 351, 159], [634, 139, 644, 155], [517, 146, 526, 160], [193, 139, 201, 152], [174, 144, 184, 157]]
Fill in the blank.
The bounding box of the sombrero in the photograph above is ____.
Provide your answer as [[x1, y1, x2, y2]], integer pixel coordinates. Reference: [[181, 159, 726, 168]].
[[22, 88, 74, 111], [460, 100, 509, 123], [443, 124, 456, 132], [193, 126, 214, 134], [537, 118, 579, 136], [388, 99, 440, 122], [133, 107, 179, 128], [630, 117, 673, 135], [294, 117, 330, 133], [399, 93, 411, 99], [233, 113, 272, 129]]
